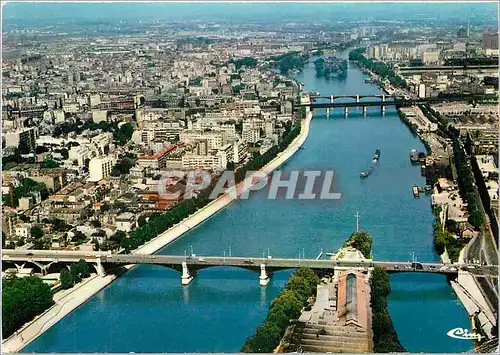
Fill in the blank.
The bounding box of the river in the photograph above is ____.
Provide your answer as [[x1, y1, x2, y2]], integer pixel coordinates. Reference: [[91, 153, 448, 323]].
[[22, 50, 471, 353]]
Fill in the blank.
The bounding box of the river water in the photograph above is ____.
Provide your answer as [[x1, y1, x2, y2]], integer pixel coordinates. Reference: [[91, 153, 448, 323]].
[[23, 51, 471, 353]]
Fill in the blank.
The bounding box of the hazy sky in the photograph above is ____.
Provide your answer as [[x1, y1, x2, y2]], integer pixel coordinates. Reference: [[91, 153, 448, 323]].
[[3, 2, 498, 26]]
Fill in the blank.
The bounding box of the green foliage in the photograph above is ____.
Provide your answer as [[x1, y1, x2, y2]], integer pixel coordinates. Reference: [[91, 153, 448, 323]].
[[2, 178, 48, 207], [60, 268, 73, 289], [30, 225, 44, 239], [433, 220, 446, 256], [41, 157, 61, 169], [270, 51, 309, 74], [285, 275, 311, 303], [451, 136, 485, 229], [295, 268, 320, 296], [113, 123, 134, 146], [433, 219, 468, 262], [370, 267, 406, 353], [345, 231, 372, 258], [230, 57, 258, 69], [267, 291, 303, 329], [2, 276, 54, 338], [314, 57, 347, 79], [112, 157, 135, 176], [60, 260, 91, 290], [242, 268, 319, 353]]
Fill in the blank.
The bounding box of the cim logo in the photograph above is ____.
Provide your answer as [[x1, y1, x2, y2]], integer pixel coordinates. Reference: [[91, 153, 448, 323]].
[[447, 328, 482, 342]]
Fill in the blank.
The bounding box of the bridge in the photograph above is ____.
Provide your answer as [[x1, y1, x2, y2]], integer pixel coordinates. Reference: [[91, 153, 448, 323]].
[[2, 250, 497, 286], [295, 94, 399, 115], [396, 64, 499, 75], [294, 93, 497, 115]]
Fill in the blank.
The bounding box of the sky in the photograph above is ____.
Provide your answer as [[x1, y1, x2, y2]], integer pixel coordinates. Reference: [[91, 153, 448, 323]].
[[2, 2, 498, 26]]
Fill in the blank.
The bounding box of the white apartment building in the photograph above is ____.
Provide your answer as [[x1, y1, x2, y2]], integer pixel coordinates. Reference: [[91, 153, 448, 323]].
[[179, 130, 224, 150], [88, 156, 114, 182], [233, 140, 248, 164], [115, 212, 136, 232], [182, 151, 227, 172], [69, 145, 92, 167]]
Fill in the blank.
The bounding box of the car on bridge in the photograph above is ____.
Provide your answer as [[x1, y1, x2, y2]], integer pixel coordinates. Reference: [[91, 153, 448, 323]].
[[411, 262, 423, 270]]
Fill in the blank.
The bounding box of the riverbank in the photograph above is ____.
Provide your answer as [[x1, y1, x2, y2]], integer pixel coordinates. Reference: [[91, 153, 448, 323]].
[[3, 111, 313, 353]]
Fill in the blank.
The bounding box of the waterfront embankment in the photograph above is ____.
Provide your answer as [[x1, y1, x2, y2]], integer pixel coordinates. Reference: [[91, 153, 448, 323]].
[[2, 111, 313, 353]]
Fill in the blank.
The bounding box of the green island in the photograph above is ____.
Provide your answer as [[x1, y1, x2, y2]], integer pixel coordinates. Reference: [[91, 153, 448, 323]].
[[314, 56, 348, 80]]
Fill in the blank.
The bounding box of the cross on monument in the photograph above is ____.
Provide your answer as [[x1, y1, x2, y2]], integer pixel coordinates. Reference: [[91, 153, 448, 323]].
[[354, 212, 361, 232]]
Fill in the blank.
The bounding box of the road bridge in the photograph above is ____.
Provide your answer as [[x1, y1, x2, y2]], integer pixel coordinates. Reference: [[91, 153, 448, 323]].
[[396, 65, 499, 75], [2, 250, 497, 286]]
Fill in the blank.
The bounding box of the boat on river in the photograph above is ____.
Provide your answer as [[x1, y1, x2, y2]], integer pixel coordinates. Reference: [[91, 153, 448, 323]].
[[360, 149, 381, 178], [412, 184, 420, 198]]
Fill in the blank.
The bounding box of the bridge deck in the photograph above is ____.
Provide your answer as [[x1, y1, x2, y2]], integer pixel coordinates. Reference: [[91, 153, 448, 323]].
[[5, 250, 497, 275]]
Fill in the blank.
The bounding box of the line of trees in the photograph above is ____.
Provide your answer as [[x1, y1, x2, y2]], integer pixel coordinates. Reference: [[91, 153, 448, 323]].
[[2, 276, 54, 339], [121, 119, 302, 253], [450, 130, 485, 229], [370, 267, 406, 353], [419, 105, 485, 229], [349, 48, 408, 89], [241, 268, 320, 353], [59, 259, 91, 290]]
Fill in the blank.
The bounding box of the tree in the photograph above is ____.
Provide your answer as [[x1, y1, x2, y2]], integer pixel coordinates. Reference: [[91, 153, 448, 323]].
[[60, 268, 73, 289], [69, 265, 82, 284], [345, 231, 372, 258], [2, 276, 54, 338], [243, 321, 282, 353], [267, 291, 303, 329], [30, 225, 44, 239], [285, 275, 311, 304], [110, 230, 126, 243], [294, 268, 320, 296], [90, 220, 101, 228], [75, 259, 90, 278]]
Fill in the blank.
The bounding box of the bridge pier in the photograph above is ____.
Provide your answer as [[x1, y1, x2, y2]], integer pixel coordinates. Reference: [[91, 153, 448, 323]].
[[14, 263, 26, 270], [181, 261, 194, 285], [330, 95, 334, 104], [259, 264, 270, 286], [356, 95, 359, 103], [94, 258, 106, 277]]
